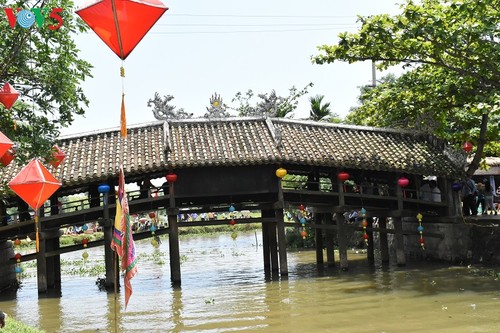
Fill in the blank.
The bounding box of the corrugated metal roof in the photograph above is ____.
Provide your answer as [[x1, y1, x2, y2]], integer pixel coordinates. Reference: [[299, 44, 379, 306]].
[[1, 117, 461, 188]]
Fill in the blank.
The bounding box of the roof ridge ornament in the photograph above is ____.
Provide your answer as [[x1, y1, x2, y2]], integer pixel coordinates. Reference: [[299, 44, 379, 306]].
[[265, 117, 282, 149], [148, 92, 193, 120], [205, 93, 230, 118]]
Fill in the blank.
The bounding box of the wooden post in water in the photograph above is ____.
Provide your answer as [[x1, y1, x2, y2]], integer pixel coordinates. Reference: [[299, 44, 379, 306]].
[[36, 209, 48, 293], [315, 213, 324, 265], [367, 217, 375, 264], [378, 217, 390, 263], [337, 176, 348, 270], [394, 181, 406, 266], [324, 213, 335, 267], [167, 179, 181, 286], [275, 179, 288, 277], [99, 184, 118, 289], [261, 211, 271, 277]]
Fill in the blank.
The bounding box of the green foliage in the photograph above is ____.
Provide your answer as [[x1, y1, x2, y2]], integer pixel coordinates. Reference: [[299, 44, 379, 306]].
[[0, 0, 92, 165], [309, 94, 337, 121], [314, 0, 500, 174], [3, 317, 45, 333], [230, 83, 313, 117]]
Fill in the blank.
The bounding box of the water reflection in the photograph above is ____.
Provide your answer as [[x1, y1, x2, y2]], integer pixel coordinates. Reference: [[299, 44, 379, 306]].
[[1, 231, 500, 332]]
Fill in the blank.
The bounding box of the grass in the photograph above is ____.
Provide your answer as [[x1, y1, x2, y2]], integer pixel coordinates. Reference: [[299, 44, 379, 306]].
[[3, 316, 45, 333]]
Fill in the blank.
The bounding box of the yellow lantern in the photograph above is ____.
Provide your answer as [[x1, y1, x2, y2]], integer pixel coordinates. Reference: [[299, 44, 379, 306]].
[[276, 167, 287, 178]]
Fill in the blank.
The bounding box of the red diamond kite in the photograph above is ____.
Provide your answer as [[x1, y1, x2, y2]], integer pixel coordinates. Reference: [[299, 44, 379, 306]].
[[76, 0, 168, 60]]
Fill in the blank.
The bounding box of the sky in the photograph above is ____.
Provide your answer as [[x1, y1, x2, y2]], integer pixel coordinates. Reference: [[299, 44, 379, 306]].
[[60, 0, 405, 136]]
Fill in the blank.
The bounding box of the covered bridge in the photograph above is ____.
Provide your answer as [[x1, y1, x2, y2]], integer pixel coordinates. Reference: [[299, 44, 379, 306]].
[[0, 117, 465, 292]]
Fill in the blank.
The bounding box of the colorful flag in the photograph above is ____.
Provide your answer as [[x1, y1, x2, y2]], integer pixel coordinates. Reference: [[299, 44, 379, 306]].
[[111, 165, 138, 309]]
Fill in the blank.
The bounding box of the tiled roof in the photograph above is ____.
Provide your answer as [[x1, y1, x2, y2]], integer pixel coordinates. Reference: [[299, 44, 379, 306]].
[[1, 117, 461, 189]]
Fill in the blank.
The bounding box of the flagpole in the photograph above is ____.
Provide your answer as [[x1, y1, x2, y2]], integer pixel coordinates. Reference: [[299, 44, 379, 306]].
[[114, 252, 119, 333]]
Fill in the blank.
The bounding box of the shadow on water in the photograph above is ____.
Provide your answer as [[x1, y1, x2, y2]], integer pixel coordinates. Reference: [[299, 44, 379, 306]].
[[1, 232, 500, 332]]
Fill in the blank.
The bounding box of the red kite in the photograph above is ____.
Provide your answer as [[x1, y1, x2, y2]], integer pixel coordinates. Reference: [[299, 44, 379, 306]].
[[76, 0, 168, 60], [8, 159, 61, 211]]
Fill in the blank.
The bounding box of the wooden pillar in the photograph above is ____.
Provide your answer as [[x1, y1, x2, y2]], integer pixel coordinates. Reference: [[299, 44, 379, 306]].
[[261, 217, 271, 276], [46, 236, 61, 290], [337, 174, 348, 270], [99, 184, 118, 290], [378, 217, 390, 263], [366, 217, 375, 264], [275, 208, 288, 276], [336, 213, 348, 270], [314, 213, 324, 265], [37, 212, 48, 293], [324, 213, 335, 267], [168, 179, 181, 286], [395, 180, 406, 266]]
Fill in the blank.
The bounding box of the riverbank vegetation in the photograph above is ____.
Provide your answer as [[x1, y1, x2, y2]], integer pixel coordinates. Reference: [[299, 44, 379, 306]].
[[3, 316, 44, 333]]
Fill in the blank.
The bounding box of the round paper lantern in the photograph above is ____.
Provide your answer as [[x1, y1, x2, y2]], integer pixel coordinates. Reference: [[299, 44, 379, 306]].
[[14, 238, 21, 246], [15, 266, 23, 274], [275, 167, 287, 178], [298, 204, 305, 211], [149, 212, 156, 218], [462, 141, 473, 153], [300, 230, 308, 239], [229, 205, 235, 212], [397, 177, 409, 187], [337, 172, 349, 182], [82, 251, 89, 260], [166, 172, 177, 183], [14, 253, 22, 262], [82, 238, 89, 247], [230, 219, 236, 226], [98, 184, 110, 193]]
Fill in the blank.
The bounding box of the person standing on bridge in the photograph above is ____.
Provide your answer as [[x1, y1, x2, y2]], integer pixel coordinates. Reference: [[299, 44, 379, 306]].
[[462, 175, 477, 216]]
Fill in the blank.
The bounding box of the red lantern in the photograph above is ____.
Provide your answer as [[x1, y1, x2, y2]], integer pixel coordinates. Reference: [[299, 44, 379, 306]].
[[82, 238, 89, 247], [462, 141, 473, 153], [0, 148, 15, 166], [419, 238, 425, 244], [298, 204, 305, 211], [0, 131, 13, 160], [14, 253, 22, 262], [50, 145, 66, 168], [397, 177, 409, 187], [337, 172, 349, 182], [8, 159, 62, 210], [230, 219, 236, 226], [76, 0, 168, 60], [0, 83, 19, 109], [362, 233, 369, 240], [300, 230, 307, 239], [166, 173, 177, 183], [149, 212, 156, 218], [14, 238, 21, 246]]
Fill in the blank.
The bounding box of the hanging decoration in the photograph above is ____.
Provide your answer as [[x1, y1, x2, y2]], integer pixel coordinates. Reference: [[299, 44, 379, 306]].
[[398, 176, 409, 198], [76, 0, 168, 138], [337, 171, 349, 182], [149, 212, 159, 248], [0, 148, 15, 167], [275, 167, 287, 179], [14, 252, 23, 277], [0, 131, 14, 160], [8, 159, 62, 252], [0, 82, 19, 109], [417, 213, 425, 249], [451, 182, 462, 191], [13, 238, 21, 247], [462, 141, 473, 153], [82, 237, 89, 261], [230, 218, 237, 240], [166, 172, 177, 183], [50, 145, 66, 168], [297, 204, 308, 239], [360, 208, 368, 245], [0, 83, 19, 129]]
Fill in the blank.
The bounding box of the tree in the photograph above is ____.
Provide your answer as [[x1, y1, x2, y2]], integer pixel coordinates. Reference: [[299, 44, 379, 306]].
[[313, 0, 500, 176], [230, 83, 313, 118], [0, 0, 92, 164], [308, 95, 336, 121]]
